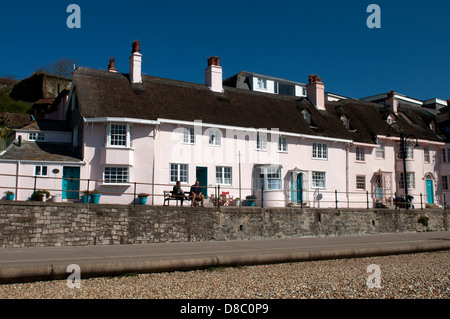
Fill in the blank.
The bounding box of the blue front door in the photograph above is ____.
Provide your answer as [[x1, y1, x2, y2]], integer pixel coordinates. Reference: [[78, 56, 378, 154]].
[[290, 172, 303, 205], [62, 167, 80, 199], [426, 180, 434, 204]]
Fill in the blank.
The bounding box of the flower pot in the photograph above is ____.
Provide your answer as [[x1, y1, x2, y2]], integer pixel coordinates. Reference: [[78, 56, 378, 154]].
[[6, 193, 15, 201], [138, 197, 148, 205], [81, 195, 90, 203], [90, 193, 101, 204]]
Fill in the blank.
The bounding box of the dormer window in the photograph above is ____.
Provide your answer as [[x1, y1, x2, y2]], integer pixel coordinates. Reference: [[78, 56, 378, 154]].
[[301, 109, 311, 125], [387, 115, 395, 125], [430, 121, 436, 132], [340, 115, 350, 130], [257, 78, 267, 90], [29, 132, 45, 142]]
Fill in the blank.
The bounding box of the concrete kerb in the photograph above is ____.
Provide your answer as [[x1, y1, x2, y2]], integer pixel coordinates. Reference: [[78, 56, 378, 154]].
[[1, 239, 449, 285]]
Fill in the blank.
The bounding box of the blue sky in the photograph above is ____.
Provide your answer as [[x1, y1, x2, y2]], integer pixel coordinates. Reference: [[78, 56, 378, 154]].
[[1, 0, 449, 100]]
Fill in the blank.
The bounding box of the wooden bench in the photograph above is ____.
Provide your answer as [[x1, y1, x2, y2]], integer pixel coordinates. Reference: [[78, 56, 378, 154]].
[[163, 191, 191, 206]]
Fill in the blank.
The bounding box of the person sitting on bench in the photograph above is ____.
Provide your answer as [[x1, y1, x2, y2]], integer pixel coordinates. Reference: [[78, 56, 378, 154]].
[[189, 180, 204, 207], [172, 181, 188, 206]]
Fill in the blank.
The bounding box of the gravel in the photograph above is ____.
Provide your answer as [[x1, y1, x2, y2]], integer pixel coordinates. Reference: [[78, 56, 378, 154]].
[[0, 251, 448, 299]]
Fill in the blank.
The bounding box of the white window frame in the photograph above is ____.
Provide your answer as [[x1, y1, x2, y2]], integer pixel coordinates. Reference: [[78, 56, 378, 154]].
[[278, 136, 287, 152], [312, 171, 326, 189], [254, 166, 282, 190], [356, 175, 366, 190], [257, 78, 267, 90], [183, 127, 195, 144], [301, 109, 311, 125], [170, 163, 188, 184], [398, 172, 415, 189], [29, 132, 45, 142], [424, 147, 430, 163], [256, 132, 267, 151], [356, 147, 365, 162], [216, 166, 232, 185], [341, 115, 350, 130], [107, 123, 130, 148], [397, 143, 414, 160], [312, 143, 328, 160], [35, 165, 48, 177], [387, 115, 395, 125], [208, 128, 221, 147], [103, 166, 130, 184], [375, 143, 385, 159]]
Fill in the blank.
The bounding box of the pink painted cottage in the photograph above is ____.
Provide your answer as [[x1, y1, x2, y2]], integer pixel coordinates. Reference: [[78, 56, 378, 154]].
[[0, 41, 448, 208]]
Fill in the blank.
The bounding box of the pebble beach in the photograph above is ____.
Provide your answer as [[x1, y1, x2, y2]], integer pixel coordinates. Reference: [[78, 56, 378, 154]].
[[0, 251, 448, 299]]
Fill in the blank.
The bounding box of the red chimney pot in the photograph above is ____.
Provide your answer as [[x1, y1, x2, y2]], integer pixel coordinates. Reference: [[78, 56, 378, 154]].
[[132, 41, 140, 53], [208, 56, 220, 67]]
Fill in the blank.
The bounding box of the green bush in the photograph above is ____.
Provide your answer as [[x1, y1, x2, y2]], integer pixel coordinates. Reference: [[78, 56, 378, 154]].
[[30, 190, 50, 201], [0, 93, 31, 114]]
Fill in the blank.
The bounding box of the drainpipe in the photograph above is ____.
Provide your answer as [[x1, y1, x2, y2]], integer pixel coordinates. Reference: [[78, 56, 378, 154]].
[[15, 160, 20, 201], [346, 143, 350, 208]]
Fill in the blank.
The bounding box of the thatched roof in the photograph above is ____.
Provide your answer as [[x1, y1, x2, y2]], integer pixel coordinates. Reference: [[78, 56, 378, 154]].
[[72, 67, 444, 145]]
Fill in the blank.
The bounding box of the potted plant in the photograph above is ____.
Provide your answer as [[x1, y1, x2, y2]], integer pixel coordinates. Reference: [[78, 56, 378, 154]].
[[234, 197, 241, 206], [31, 190, 50, 202], [245, 195, 257, 207], [5, 191, 15, 201], [90, 189, 101, 204], [80, 190, 90, 203], [138, 193, 149, 205]]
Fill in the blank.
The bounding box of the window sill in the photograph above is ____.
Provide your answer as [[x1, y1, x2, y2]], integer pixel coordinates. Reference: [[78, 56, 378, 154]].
[[101, 183, 132, 187], [105, 146, 134, 150]]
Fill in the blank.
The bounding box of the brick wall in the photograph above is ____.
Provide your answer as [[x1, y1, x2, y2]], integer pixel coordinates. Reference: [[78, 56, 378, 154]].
[[0, 201, 448, 248]]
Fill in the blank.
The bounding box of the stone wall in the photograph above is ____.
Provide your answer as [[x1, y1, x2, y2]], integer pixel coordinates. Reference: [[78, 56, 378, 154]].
[[0, 201, 448, 248]]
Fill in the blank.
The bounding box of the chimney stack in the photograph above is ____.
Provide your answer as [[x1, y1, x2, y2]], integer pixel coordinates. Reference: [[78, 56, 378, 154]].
[[108, 58, 117, 73], [306, 74, 325, 111], [129, 41, 142, 83], [205, 56, 223, 93], [385, 90, 399, 114]]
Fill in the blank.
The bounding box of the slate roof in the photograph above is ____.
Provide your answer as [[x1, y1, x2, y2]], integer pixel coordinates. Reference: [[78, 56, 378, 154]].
[[72, 67, 445, 145], [18, 120, 72, 132], [0, 142, 82, 162]]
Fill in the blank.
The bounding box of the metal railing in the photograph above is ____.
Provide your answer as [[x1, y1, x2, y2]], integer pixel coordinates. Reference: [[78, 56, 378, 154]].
[[0, 172, 446, 210]]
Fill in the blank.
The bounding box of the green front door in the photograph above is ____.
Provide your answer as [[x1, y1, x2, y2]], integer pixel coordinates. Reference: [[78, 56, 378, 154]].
[[62, 167, 80, 199], [196, 167, 208, 197]]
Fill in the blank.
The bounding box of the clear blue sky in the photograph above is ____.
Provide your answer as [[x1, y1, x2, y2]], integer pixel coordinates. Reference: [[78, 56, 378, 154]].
[[1, 0, 449, 100]]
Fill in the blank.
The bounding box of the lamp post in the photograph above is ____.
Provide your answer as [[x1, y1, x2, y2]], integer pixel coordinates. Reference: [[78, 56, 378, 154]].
[[387, 123, 420, 210]]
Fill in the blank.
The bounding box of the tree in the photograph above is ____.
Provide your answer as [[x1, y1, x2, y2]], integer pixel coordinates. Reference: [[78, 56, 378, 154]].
[[36, 58, 78, 79]]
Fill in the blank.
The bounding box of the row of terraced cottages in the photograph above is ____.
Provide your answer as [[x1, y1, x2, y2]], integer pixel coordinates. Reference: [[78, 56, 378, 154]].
[[1, 41, 449, 208]]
